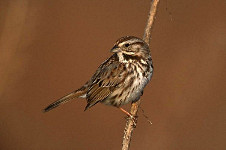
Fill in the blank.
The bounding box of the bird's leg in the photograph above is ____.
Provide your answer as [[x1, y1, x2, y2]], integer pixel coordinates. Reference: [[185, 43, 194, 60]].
[[119, 107, 137, 126], [119, 107, 131, 116]]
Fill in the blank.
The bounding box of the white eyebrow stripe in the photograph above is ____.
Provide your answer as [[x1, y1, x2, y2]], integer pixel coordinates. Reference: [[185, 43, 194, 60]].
[[118, 39, 142, 46]]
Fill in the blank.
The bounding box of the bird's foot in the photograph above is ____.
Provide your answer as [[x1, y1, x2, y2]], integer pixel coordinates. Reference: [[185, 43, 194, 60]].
[[125, 114, 138, 127], [119, 107, 137, 127]]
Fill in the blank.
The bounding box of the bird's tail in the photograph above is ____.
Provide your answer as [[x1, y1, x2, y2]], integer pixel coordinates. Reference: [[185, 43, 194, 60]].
[[43, 87, 87, 112]]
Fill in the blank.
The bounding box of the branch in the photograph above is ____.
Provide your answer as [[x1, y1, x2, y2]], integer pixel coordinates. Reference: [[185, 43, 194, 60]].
[[143, 0, 160, 45], [121, 1, 160, 150]]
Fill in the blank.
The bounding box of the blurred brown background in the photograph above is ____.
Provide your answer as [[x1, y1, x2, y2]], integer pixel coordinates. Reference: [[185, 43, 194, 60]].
[[0, 0, 225, 149]]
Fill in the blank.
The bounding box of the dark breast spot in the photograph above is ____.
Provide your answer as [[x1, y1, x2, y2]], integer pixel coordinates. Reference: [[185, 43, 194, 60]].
[[122, 53, 141, 61], [151, 63, 154, 69], [98, 80, 103, 87], [142, 72, 146, 76]]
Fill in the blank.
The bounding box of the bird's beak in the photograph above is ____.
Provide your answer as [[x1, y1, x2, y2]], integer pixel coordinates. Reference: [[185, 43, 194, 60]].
[[110, 45, 121, 53]]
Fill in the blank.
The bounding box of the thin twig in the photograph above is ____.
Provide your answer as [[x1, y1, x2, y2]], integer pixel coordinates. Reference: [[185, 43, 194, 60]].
[[140, 106, 153, 125], [121, 0, 160, 150], [143, 0, 160, 45]]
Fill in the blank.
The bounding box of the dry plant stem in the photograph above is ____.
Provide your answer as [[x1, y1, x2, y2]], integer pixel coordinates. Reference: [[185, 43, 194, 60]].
[[143, 0, 160, 45], [121, 0, 160, 150], [122, 102, 140, 150]]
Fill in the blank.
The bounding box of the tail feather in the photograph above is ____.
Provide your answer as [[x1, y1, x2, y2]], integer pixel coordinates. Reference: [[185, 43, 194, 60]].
[[43, 89, 86, 112]]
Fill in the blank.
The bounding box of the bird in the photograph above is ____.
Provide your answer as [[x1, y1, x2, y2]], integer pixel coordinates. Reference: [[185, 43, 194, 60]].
[[43, 36, 153, 118]]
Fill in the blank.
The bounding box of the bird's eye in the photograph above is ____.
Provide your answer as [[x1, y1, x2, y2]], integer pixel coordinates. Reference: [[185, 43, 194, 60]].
[[124, 43, 130, 47]]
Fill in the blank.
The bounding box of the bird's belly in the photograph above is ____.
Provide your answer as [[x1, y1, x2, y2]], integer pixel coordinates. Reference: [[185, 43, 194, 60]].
[[103, 71, 151, 107], [123, 74, 150, 104]]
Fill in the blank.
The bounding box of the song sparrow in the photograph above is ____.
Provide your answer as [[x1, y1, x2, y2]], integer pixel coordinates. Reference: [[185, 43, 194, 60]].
[[44, 36, 153, 117]]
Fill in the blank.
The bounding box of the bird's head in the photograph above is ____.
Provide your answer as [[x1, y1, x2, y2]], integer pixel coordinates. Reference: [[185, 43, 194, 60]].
[[110, 36, 150, 59]]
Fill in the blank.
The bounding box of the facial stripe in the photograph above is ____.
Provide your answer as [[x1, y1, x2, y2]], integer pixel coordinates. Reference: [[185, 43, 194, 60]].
[[122, 53, 141, 61], [116, 36, 143, 46], [118, 39, 144, 47]]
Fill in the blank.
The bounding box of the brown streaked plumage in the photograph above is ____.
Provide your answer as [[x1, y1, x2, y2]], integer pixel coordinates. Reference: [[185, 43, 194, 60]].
[[43, 36, 153, 116]]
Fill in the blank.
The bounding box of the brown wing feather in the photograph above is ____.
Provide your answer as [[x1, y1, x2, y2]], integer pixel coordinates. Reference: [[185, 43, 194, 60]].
[[85, 56, 125, 110]]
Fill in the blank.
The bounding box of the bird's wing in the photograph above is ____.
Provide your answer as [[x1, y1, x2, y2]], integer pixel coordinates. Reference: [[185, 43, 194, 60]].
[[85, 59, 127, 110]]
